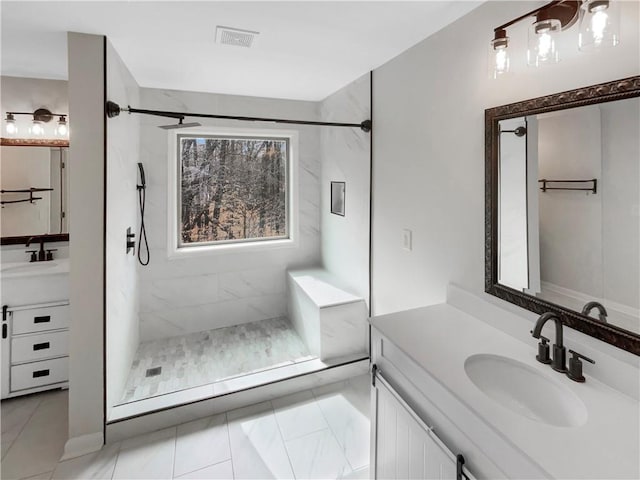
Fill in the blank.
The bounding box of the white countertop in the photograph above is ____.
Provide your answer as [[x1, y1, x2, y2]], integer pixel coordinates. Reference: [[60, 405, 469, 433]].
[[371, 304, 639, 479], [0, 258, 70, 279]]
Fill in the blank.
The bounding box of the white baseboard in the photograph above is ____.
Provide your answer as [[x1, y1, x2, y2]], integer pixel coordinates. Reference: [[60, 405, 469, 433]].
[[61, 431, 104, 461]]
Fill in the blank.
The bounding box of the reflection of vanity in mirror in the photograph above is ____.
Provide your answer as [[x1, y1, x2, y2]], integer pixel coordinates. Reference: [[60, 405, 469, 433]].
[[1, 144, 69, 238], [486, 77, 640, 354], [1, 139, 71, 399]]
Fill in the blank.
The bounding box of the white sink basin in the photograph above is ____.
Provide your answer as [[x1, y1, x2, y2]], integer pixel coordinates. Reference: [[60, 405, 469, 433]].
[[464, 354, 588, 427], [1, 262, 59, 273]]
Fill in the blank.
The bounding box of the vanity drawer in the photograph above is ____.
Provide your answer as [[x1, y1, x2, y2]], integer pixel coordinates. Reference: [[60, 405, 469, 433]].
[[12, 304, 69, 335], [10, 357, 68, 392], [11, 330, 69, 364]]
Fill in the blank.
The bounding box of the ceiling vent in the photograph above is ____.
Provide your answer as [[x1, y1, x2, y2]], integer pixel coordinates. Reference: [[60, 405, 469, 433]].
[[215, 26, 259, 48]]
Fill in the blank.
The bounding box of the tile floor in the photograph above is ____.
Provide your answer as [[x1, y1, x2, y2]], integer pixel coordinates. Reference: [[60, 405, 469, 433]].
[[121, 317, 315, 404], [2, 375, 371, 480]]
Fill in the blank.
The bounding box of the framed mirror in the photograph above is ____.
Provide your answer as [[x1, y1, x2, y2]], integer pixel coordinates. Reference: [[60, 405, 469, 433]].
[[485, 76, 640, 355], [1, 138, 69, 244]]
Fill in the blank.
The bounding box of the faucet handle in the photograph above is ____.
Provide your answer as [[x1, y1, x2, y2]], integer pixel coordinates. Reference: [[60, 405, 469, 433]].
[[535, 335, 552, 364], [25, 250, 38, 262], [567, 349, 595, 382]]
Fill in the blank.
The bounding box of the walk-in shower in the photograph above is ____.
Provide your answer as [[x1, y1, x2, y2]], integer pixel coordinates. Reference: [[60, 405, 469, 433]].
[[105, 71, 373, 422]]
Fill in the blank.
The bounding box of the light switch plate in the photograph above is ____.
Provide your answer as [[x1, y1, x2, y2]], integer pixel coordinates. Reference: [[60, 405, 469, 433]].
[[402, 229, 412, 251]]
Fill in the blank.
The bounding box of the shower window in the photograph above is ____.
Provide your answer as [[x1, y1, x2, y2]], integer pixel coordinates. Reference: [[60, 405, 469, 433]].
[[176, 133, 292, 248]]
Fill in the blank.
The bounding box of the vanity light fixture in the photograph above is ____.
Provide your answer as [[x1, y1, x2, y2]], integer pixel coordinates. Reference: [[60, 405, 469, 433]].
[[3, 108, 69, 138], [489, 0, 618, 78]]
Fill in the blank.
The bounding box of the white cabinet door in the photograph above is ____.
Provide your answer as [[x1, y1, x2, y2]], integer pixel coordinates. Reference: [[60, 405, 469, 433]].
[[372, 372, 473, 480]]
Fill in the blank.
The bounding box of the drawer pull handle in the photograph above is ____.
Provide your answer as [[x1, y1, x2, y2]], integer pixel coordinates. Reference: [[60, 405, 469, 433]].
[[33, 342, 50, 351], [34, 316, 51, 324], [33, 369, 50, 378], [2, 324, 6, 339]]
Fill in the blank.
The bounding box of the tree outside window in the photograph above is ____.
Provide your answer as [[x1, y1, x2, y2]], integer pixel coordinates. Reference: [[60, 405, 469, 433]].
[[178, 135, 289, 246]]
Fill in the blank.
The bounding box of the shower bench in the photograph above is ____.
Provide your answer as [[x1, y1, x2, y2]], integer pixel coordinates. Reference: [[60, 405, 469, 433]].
[[287, 268, 368, 361]]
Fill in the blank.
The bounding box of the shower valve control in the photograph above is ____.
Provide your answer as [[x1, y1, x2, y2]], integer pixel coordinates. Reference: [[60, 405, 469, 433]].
[[126, 227, 136, 255]]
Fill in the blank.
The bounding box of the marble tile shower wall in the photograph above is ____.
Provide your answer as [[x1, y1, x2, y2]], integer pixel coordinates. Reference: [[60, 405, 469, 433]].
[[320, 73, 371, 304], [137, 87, 322, 341]]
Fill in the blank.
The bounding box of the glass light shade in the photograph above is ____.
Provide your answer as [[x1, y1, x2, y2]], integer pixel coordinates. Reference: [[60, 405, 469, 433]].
[[489, 37, 510, 79], [5, 115, 17, 135], [579, 0, 620, 51], [527, 18, 561, 67], [30, 120, 45, 136], [56, 117, 68, 136]]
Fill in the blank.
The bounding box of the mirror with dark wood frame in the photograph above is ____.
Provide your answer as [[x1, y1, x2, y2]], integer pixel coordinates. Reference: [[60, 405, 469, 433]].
[[0, 138, 70, 245], [485, 76, 640, 355]]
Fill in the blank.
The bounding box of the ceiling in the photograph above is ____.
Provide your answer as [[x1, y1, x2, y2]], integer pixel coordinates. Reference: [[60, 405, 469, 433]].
[[1, 1, 482, 101]]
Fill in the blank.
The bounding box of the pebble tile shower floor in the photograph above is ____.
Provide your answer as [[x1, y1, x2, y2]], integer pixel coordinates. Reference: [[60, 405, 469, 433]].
[[120, 317, 315, 403]]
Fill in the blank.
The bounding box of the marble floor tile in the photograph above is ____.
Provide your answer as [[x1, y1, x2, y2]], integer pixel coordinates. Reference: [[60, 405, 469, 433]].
[[1, 390, 68, 480], [112, 427, 176, 480], [22, 471, 53, 480], [313, 375, 371, 471], [272, 390, 329, 441], [227, 401, 295, 479], [174, 413, 231, 478], [2, 376, 371, 480], [121, 316, 314, 404], [284, 428, 353, 479], [1, 393, 44, 459], [51, 442, 120, 480], [174, 460, 234, 479]]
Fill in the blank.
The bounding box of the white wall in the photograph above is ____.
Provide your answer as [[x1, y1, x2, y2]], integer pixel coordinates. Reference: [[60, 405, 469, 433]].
[[65, 32, 105, 457], [319, 73, 371, 305], [372, 0, 640, 317], [105, 40, 141, 413], [601, 98, 640, 310], [537, 106, 603, 297], [137, 87, 321, 341]]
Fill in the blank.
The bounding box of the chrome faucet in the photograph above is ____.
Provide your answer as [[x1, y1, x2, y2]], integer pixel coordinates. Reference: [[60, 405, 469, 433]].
[[531, 312, 566, 373], [581, 301, 608, 323]]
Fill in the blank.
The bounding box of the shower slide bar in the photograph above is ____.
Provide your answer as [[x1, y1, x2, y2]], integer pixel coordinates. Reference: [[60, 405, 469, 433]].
[[106, 101, 372, 132], [538, 178, 597, 194]]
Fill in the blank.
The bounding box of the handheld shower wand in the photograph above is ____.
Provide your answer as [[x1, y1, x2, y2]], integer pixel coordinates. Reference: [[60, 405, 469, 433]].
[[137, 163, 150, 266]]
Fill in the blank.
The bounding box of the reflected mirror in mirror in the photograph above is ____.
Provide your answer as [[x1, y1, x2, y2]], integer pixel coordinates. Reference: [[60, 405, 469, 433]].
[[498, 97, 639, 334], [0, 146, 69, 237]]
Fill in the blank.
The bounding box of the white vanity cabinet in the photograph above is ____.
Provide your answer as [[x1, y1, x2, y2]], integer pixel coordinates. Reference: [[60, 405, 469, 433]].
[[370, 298, 640, 480], [371, 366, 476, 480], [1, 301, 70, 399]]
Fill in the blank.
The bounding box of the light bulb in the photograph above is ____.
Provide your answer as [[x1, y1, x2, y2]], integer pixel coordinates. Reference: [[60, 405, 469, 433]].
[[495, 49, 508, 73], [31, 121, 45, 136], [528, 18, 560, 67], [591, 10, 608, 44], [538, 33, 553, 59]]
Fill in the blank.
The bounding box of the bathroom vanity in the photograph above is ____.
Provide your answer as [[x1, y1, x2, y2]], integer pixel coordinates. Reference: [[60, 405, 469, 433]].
[[369, 285, 639, 479], [1, 257, 70, 399]]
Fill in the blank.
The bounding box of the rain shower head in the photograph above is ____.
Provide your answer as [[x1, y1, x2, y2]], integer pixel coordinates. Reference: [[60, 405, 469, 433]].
[[158, 119, 201, 129]]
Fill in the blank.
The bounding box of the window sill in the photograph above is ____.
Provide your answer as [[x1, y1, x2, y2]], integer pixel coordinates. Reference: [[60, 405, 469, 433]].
[[168, 238, 297, 259]]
